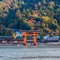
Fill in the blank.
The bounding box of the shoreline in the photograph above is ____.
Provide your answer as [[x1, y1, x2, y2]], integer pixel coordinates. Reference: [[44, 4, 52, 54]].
[[0, 42, 60, 48]]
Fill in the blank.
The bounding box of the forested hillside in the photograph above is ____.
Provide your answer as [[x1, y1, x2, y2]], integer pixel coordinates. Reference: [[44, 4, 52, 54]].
[[0, 0, 60, 36]]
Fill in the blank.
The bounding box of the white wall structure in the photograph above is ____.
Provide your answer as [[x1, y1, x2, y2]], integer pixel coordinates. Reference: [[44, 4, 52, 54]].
[[15, 31, 23, 38]]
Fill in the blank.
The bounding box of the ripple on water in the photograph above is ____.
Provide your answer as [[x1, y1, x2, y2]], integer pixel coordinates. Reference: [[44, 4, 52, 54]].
[[0, 47, 60, 60]]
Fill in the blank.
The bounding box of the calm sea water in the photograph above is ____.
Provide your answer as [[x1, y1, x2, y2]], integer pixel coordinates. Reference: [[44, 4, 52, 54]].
[[0, 45, 60, 60]]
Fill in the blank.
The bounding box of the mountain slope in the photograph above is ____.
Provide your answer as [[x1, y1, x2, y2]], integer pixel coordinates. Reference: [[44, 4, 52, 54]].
[[0, 0, 60, 36]]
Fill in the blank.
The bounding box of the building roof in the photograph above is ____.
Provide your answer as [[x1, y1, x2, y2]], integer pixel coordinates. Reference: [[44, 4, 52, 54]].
[[47, 36, 60, 40], [43, 36, 60, 40], [0, 36, 23, 40], [0, 36, 14, 40]]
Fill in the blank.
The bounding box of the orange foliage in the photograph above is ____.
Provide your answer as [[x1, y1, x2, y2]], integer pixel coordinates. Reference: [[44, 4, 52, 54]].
[[28, 19, 34, 24]]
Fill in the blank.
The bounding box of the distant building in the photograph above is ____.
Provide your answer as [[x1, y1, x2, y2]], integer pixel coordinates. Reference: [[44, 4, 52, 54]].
[[15, 31, 23, 38], [43, 35, 49, 40], [44, 36, 60, 42]]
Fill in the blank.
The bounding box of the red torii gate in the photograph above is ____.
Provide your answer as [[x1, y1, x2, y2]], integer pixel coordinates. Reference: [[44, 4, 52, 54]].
[[21, 30, 40, 45]]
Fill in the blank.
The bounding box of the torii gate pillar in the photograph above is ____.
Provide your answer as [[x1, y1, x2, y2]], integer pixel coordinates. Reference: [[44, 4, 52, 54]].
[[23, 32, 27, 45], [33, 32, 37, 45]]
